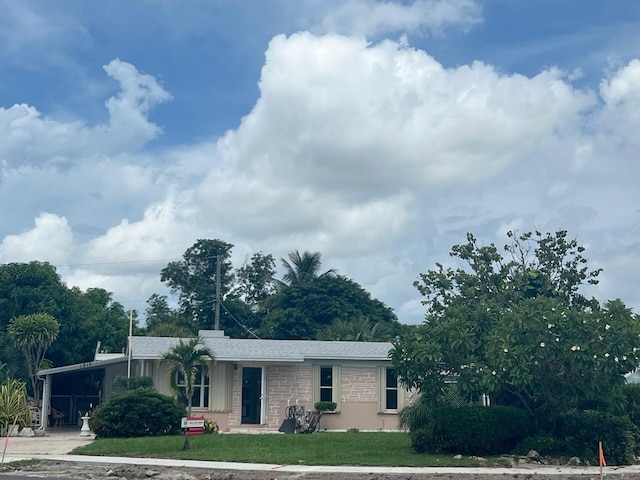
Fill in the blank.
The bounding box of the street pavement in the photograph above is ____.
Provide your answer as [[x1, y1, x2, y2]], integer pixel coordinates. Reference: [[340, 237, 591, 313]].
[[3, 429, 640, 476]]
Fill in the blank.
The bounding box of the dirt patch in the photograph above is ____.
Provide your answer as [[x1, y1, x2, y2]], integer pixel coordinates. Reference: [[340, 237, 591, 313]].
[[0, 460, 627, 480]]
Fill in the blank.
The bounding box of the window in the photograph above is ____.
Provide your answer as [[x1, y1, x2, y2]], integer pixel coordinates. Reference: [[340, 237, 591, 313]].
[[378, 366, 404, 413], [312, 364, 341, 411], [176, 364, 210, 409], [320, 366, 333, 402], [385, 368, 398, 410]]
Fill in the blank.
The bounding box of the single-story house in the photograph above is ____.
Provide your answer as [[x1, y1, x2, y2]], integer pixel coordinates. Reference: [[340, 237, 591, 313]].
[[37, 330, 408, 432]]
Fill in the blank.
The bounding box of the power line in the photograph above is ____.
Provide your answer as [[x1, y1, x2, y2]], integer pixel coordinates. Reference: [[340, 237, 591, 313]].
[[220, 302, 261, 339]]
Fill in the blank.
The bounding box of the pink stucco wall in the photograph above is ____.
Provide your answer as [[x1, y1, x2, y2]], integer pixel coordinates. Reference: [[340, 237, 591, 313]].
[[216, 363, 400, 431], [154, 361, 402, 432]]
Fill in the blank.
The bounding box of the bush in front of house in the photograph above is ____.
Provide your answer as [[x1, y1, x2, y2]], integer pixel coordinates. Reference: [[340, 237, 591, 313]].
[[554, 410, 638, 465], [92, 387, 185, 438], [410, 405, 531, 456], [112, 375, 154, 392], [620, 383, 640, 427]]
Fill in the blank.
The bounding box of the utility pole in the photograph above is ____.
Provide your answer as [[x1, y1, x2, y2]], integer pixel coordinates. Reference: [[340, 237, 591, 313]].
[[215, 255, 221, 330], [127, 309, 133, 379]]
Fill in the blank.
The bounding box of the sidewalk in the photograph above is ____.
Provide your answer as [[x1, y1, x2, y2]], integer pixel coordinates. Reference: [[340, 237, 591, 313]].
[[4, 430, 640, 477]]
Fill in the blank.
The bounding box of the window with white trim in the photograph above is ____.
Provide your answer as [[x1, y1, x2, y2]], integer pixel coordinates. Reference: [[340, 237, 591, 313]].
[[378, 366, 405, 413], [176, 364, 210, 409], [320, 366, 333, 402], [312, 364, 341, 411]]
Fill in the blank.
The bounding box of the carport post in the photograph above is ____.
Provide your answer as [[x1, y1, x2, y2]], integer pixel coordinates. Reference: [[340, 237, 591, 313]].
[[39, 375, 51, 432]]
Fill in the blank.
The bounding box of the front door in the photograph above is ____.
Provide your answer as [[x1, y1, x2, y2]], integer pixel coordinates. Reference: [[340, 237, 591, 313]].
[[241, 367, 262, 424]]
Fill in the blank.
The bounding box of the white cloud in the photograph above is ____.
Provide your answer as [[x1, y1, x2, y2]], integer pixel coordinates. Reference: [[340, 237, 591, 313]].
[[207, 33, 593, 217], [596, 59, 640, 152], [0, 213, 74, 265], [102, 59, 173, 148], [321, 0, 482, 37], [81, 196, 200, 267], [0, 59, 171, 171], [3, 32, 640, 324]]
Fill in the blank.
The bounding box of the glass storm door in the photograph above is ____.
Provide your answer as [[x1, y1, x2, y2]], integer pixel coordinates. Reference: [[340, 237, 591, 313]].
[[241, 367, 263, 424]]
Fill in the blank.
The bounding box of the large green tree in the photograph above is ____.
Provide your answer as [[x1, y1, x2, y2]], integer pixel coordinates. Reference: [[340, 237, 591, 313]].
[[0, 262, 69, 331], [391, 230, 640, 427], [262, 274, 400, 339], [235, 252, 277, 308], [156, 242, 276, 337], [0, 262, 131, 368], [47, 287, 132, 366], [144, 294, 195, 337], [160, 239, 235, 331]]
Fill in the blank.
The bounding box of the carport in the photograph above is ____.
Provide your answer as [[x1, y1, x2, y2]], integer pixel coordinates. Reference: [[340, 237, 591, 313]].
[[37, 355, 127, 431]]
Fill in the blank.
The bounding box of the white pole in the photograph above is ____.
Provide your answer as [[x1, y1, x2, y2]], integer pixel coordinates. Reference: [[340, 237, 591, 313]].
[[127, 310, 133, 379]]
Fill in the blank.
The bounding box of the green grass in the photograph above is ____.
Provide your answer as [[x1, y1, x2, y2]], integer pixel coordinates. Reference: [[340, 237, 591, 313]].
[[0, 459, 37, 468], [71, 432, 492, 467]]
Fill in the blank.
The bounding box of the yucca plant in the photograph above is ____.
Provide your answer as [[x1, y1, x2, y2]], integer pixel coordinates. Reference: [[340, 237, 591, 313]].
[[0, 378, 31, 436]]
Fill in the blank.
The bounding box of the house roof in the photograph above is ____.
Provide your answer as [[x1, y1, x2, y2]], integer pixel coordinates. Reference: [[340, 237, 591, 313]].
[[37, 332, 394, 377], [131, 333, 393, 363]]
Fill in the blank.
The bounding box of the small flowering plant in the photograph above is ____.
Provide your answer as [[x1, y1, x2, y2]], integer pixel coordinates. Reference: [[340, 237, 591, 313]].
[[203, 418, 219, 434]]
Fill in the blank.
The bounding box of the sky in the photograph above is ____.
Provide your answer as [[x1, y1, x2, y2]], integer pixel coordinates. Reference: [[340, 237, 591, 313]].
[[1, 0, 640, 325]]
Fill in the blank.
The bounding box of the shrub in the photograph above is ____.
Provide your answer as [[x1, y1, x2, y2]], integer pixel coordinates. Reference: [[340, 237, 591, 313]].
[[399, 393, 434, 431], [92, 387, 185, 438], [314, 401, 337, 412], [203, 418, 219, 434], [618, 384, 640, 428], [113, 375, 154, 392], [0, 378, 31, 435], [556, 410, 637, 465], [409, 428, 431, 453], [410, 406, 531, 456]]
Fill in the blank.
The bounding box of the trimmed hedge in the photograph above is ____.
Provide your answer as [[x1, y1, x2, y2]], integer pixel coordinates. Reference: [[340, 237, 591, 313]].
[[410, 406, 531, 455], [92, 387, 185, 438]]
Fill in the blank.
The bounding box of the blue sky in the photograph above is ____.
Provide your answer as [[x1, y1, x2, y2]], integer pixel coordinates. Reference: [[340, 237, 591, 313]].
[[1, 0, 640, 324], [5, 1, 638, 144]]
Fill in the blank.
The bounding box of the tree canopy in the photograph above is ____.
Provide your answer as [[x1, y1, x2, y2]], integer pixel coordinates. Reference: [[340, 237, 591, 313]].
[[263, 274, 400, 339], [391, 230, 640, 427], [0, 262, 131, 374], [152, 242, 398, 340], [160, 239, 235, 331]]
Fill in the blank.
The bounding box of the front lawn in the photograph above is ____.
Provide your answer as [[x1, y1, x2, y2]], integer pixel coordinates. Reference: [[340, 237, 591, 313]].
[[72, 432, 489, 467]]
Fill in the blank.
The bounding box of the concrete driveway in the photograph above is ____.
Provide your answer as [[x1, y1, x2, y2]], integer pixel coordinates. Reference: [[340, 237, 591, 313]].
[[1, 430, 95, 462]]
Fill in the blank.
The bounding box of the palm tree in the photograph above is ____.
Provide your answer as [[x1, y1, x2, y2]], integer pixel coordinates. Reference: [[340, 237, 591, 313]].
[[161, 336, 214, 417], [279, 250, 336, 286]]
